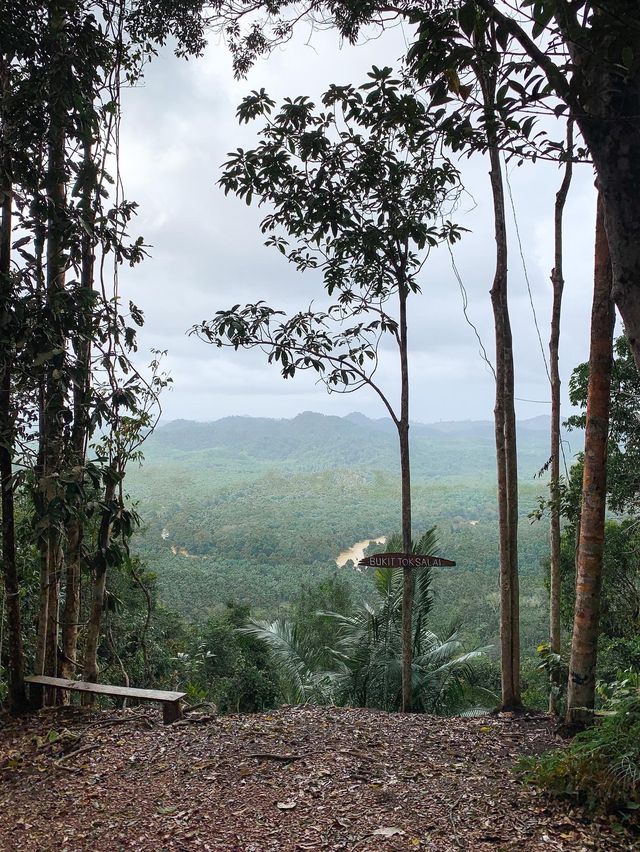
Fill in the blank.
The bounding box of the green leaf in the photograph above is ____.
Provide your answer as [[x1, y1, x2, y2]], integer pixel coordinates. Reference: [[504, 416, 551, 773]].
[[495, 24, 510, 52], [458, 1, 476, 39], [531, 1, 555, 39]]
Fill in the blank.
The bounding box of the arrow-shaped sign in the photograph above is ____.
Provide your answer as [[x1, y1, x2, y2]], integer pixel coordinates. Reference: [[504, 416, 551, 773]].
[[358, 552, 456, 569]]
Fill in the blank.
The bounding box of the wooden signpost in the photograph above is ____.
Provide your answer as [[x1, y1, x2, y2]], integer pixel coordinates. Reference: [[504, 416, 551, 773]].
[[358, 552, 456, 569], [357, 550, 456, 714]]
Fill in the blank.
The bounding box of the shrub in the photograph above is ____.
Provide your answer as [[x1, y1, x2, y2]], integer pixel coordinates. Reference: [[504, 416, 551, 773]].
[[519, 671, 640, 814]]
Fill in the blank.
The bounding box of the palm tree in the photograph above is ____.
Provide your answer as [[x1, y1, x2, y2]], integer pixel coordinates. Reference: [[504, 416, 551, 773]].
[[241, 529, 494, 714], [325, 529, 492, 713]]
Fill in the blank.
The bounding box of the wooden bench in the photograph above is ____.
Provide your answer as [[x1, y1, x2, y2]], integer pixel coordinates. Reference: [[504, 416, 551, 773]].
[[25, 676, 186, 724]]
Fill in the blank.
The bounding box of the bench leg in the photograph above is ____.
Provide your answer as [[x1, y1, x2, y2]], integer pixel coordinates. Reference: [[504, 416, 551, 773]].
[[162, 700, 182, 725], [28, 682, 44, 711]]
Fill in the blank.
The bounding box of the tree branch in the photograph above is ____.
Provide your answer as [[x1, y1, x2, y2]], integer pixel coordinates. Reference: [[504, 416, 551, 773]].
[[472, 0, 574, 105]]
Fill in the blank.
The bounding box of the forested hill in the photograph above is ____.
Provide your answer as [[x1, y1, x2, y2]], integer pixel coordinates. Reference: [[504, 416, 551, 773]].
[[127, 412, 580, 649], [144, 411, 578, 479]]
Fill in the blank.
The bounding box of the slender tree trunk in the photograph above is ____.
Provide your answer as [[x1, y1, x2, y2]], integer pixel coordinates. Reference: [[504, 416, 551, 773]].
[[397, 283, 412, 713], [479, 50, 521, 710], [34, 348, 47, 681], [82, 476, 117, 692], [32, 162, 47, 691], [548, 121, 573, 714], [61, 139, 95, 684], [503, 283, 520, 707], [0, 53, 27, 714], [35, 2, 68, 698], [60, 520, 81, 687], [566, 193, 615, 725]]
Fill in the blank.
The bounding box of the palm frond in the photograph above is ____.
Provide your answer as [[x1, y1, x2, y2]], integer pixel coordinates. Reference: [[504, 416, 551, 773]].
[[238, 619, 331, 704], [372, 564, 401, 601], [414, 526, 439, 555]]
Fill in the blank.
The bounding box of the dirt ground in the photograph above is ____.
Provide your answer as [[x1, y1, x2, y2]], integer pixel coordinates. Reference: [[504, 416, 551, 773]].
[[0, 704, 637, 851]]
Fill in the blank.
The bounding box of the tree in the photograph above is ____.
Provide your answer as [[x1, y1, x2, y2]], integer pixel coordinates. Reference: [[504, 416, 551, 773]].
[[548, 120, 573, 713], [561, 336, 640, 688], [566, 194, 615, 723], [193, 67, 463, 711], [470, 21, 521, 710], [0, 51, 27, 713]]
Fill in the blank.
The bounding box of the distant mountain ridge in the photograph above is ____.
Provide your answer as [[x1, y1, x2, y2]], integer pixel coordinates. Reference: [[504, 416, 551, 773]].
[[158, 411, 559, 437], [145, 412, 580, 480]]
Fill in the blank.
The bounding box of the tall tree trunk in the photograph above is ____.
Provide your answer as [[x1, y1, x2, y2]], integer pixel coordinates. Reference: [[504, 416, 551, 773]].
[[548, 120, 573, 714], [32, 160, 47, 690], [35, 2, 68, 697], [398, 282, 412, 713], [556, 28, 640, 372], [60, 138, 95, 684], [0, 53, 27, 714], [82, 476, 117, 692], [478, 47, 521, 711], [566, 193, 615, 724], [588, 131, 640, 371], [503, 281, 520, 707], [60, 519, 81, 687]]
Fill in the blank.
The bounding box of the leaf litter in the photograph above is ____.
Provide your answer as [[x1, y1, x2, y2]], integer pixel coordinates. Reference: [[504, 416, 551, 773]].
[[0, 704, 637, 850]]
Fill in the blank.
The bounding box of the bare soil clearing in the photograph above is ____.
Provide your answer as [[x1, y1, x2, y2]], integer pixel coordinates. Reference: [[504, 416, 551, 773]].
[[0, 705, 637, 851]]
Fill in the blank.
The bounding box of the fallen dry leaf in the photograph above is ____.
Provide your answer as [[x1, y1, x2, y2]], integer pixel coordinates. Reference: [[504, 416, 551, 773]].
[[372, 827, 405, 837]]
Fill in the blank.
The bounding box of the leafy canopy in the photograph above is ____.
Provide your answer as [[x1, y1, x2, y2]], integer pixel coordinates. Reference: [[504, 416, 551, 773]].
[[192, 67, 462, 406]]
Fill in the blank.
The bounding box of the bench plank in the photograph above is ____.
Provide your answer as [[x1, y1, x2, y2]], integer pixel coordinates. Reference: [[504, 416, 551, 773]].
[[25, 676, 186, 724], [25, 676, 185, 703]]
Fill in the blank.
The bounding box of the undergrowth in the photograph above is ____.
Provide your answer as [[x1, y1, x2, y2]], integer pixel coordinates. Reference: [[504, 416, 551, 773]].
[[518, 671, 640, 815]]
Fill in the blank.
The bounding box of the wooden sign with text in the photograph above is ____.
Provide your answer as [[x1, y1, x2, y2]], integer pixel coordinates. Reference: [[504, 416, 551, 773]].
[[358, 552, 456, 569]]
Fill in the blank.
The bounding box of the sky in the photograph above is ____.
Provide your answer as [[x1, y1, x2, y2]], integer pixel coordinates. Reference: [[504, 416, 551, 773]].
[[118, 20, 601, 426]]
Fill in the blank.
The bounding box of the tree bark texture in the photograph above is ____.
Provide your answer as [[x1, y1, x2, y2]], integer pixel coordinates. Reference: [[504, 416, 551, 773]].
[[566, 193, 615, 721], [0, 53, 27, 714], [489, 161, 521, 709], [398, 283, 413, 713], [60, 519, 81, 685], [548, 120, 573, 714]]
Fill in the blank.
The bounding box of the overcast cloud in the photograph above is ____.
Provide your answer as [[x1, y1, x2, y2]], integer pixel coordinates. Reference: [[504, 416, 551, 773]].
[[118, 22, 600, 425]]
